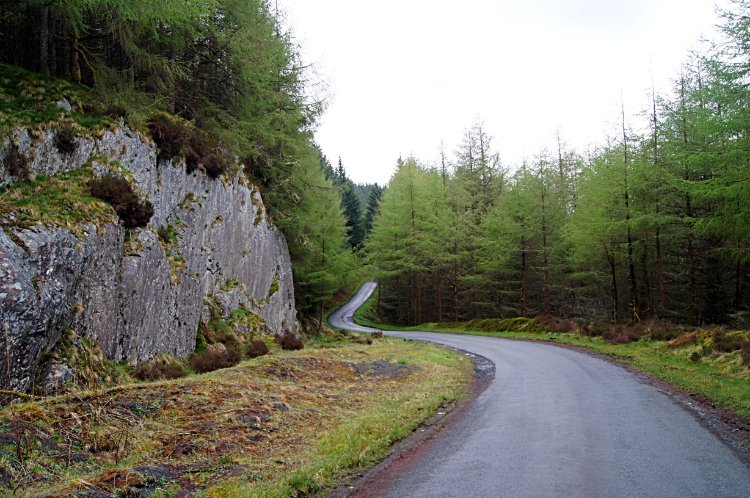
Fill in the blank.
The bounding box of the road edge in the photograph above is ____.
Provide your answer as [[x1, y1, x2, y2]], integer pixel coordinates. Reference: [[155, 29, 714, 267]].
[[325, 346, 495, 498]]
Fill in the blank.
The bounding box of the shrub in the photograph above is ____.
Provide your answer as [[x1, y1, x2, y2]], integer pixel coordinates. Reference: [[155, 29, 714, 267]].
[[537, 315, 575, 333], [275, 330, 304, 351], [88, 174, 153, 228], [668, 332, 696, 349], [203, 153, 230, 179], [148, 114, 186, 161], [246, 339, 270, 359], [4, 145, 28, 178], [185, 130, 214, 174], [587, 321, 609, 337], [132, 355, 186, 381], [644, 318, 678, 341], [54, 123, 77, 155], [711, 329, 747, 353], [188, 343, 242, 373], [741, 343, 750, 367]]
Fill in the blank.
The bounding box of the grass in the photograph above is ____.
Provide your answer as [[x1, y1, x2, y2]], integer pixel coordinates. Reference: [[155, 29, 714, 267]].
[[0, 166, 118, 236], [0, 336, 472, 497], [353, 293, 750, 419], [0, 64, 119, 133]]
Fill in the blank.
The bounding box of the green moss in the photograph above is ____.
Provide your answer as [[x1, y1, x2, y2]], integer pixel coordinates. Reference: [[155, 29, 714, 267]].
[[220, 278, 244, 292], [157, 224, 181, 247], [264, 267, 281, 301]]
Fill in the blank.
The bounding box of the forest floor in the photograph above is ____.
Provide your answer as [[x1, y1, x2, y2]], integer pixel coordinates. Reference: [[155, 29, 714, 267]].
[[0, 336, 472, 497]]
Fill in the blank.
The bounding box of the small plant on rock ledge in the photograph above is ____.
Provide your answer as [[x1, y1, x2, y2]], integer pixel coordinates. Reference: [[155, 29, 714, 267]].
[[3, 145, 28, 179], [53, 122, 78, 155], [88, 174, 153, 228]]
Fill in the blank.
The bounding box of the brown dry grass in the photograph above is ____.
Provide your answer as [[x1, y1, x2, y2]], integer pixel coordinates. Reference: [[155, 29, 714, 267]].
[[0, 337, 471, 497]]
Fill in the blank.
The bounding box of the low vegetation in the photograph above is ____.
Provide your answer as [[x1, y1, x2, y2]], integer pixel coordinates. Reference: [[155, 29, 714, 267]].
[[0, 166, 119, 237], [87, 173, 153, 229], [0, 333, 471, 497]]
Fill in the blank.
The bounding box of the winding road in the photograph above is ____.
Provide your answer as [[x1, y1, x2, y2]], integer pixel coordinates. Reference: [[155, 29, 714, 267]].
[[328, 283, 750, 497]]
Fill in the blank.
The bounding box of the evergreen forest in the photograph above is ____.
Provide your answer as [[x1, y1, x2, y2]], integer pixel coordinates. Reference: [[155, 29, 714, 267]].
[[5, 0, 750, 330], [367, 1, 750, 329]]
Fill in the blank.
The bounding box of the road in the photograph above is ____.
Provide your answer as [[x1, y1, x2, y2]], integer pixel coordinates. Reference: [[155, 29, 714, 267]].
[[329, 283, 750, 497], [327, 281, 380, 332]]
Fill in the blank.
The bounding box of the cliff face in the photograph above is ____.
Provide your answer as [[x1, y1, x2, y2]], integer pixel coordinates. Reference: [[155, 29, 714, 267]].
[[0, 122, 297, 395]]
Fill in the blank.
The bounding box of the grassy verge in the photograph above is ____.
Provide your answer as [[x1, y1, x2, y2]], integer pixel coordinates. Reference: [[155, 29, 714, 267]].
[[0, 336, 472, 497], [353, 292, 750, 419]]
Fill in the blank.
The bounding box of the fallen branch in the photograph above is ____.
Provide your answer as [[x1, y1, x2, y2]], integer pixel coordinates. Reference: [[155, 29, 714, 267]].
[[0, 389, 32, 399]]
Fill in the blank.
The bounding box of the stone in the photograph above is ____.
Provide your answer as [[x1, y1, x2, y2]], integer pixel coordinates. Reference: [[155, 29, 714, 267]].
[[37, 360, 75, 392], [55, 99, 72, 112], [0, 123, 299, 397]]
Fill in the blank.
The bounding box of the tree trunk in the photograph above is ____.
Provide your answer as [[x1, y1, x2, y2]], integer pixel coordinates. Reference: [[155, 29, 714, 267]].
[[627, 227, 639, 321], [416, 270, 422, 325], [397, 274, 403, 326], [70, 31, 81, 84], [652, 79, 666, 321], [686, 193, 695, 326], [542, 191, 550, 315], [521, 237, 527, 319], [623, 96, 639, 321], [656, 209, 666, 320], [319, 302, 323, 333], [607, 247, 619, 325], [642, 240, 652, 317], [735, 261, 742, 311], [40, 6, 49, 76], [437, 269, 442, 324], [453, 244, 459, 323]]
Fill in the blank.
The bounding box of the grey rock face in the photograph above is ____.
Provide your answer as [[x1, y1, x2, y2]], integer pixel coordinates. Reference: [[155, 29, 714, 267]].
[[37, 360, 75, 392], [0, 124, 297, 395]]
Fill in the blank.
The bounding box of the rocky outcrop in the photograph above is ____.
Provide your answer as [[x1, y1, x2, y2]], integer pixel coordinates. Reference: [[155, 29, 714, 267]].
[[0, 123, 297, 395]]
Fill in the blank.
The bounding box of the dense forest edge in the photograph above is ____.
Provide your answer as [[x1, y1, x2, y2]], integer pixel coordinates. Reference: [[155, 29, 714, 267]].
[[364, 1, 750, 336]]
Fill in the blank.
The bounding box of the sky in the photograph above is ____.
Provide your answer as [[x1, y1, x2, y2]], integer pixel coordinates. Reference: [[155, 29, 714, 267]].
[[279, 0, 724, 186]]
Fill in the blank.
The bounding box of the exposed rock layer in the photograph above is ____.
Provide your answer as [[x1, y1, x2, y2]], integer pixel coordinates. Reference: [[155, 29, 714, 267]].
[[0, 124, 297, 394]]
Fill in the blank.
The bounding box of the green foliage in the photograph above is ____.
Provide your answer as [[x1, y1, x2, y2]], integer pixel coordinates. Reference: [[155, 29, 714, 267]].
[[364, 2, 750, 328]]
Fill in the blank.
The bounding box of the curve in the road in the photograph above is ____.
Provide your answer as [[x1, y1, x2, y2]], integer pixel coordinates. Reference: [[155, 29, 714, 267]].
[[332, 283, 750, 497], [327, 281, 380, 333]]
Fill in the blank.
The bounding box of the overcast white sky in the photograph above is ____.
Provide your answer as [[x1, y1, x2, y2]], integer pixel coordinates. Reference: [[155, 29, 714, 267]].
[[280, 0, 724, 185]]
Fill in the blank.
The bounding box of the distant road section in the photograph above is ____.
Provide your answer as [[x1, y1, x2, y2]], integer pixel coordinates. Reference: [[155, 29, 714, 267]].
[[334, 283, 750, 498], [327, 281, 379, 332]]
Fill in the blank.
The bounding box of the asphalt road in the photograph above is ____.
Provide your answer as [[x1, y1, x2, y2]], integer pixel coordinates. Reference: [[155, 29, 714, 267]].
[[329, 283, 750, 497]]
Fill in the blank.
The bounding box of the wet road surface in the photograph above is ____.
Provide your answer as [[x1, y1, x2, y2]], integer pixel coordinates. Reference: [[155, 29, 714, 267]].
[[330, 283, 750, 497]]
